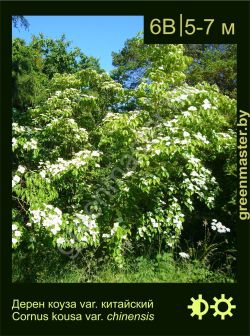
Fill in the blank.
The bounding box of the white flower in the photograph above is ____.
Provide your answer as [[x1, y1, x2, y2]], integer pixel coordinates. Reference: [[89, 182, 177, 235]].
[[51, 228, 59, 235], [39, 171, 46, 178], [88, 220, 96, 229], [152, 139, 160, 144], [56, 237, 65, 245], [179, 94, 188, 100], [155, 149, 161, 155], [202, 99, 211, 110], [183, 131, 190, 137], [13, 175, 21, 183], [17, 166, 26, 174], [150, 218, 159, 228], [207, 196, 214, 204], [182, 111, 190, 117], [123, 171, 134, 178], [70, 239, 75, 244], [210, 220, 230, 233], [92, 151, 100, 157], [54, 207, 62, 215], [138, 228, 144, 237], [12, 175, 21, 188], [176, 222, 182, 229], [15, 230, 21, 237], [26, 222, 32, 227], [81, 236, 88, 242], [113, 222, 119, 229], [188, 106, 197, 111], [12, 238, 18, 244], [102, 233, 110, 238], [12, 224, 18, 231], [179, 252, 190, 259], [12, 138, 17, 147]]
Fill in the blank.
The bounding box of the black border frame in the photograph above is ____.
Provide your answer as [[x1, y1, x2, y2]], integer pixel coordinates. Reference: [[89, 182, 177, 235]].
[[0, 2, 249, 336]]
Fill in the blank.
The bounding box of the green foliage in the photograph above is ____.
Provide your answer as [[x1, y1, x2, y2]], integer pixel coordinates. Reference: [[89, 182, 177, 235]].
[[12, 249, 234, 283], [12, 34, 102, 110], [30, 34, 102, 79], [12, 38, 46, 109], [12, 36, 237, 281], [111, 34, 192, 90], [111, 37, 236, 98], [186, 44, 237, 99], [111, 33, 149, 89]]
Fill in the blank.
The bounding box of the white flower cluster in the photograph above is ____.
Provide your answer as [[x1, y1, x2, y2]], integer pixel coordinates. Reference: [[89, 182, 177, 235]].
[[127, 110, 140, 122], [30, 205, 63, 235], [202, 99, 211, 110], [171, 215, 184, 229], [188, 169, 209, 191], [12, 122, 31, 134], [181, 106, 197, 117], [45, 118, 88, 142], [12, 175, 21, 188], [103, 112, 122, 122], [12, 166, 26, 188], [166, 200, 185, 230], [12, 122, 38, 152], [211, 219, 230, 233], [72, 212, 99, 243], [218, 132, 233, 139], [136, 125, 197, 157], [47, 95, 72, 107], [138, 226, 147, 237], [172, 94, 188, 102], [182, 163, 217, 207], [182, 111, 191, 117], [39, 150, 101, 178], [194, 132, 209, 144], [101, 81, 123, 92], [123, 171, 134, 178], [17, 165, 26, 174], [102, 220, 127, 240], [47, 117, 77, 128], [12, 224, 22, 246], [12, 137, 17, 150], [138, 204, 184, 244], [179, 252, 190, 259], [188, 106, 197, 111], [82, 93, 96, 100], [23, 138, 38, 150], [186, 154, 201, 167], [169, 85, 207, 104]]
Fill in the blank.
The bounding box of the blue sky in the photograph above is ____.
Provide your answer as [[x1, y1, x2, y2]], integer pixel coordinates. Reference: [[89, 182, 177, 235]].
[[12, 16, 143, 72]]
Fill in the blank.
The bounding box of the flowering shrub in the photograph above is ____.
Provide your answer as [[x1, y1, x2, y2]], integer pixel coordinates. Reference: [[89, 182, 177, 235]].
[[12, 44, 236, 267]]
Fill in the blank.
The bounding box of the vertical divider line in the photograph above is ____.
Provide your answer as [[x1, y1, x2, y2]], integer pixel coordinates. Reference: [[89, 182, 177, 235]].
[[180, 13, 183, 37]]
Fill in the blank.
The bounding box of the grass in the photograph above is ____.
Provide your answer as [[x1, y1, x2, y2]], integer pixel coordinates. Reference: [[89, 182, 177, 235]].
[[12, 248, 235, 283]]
